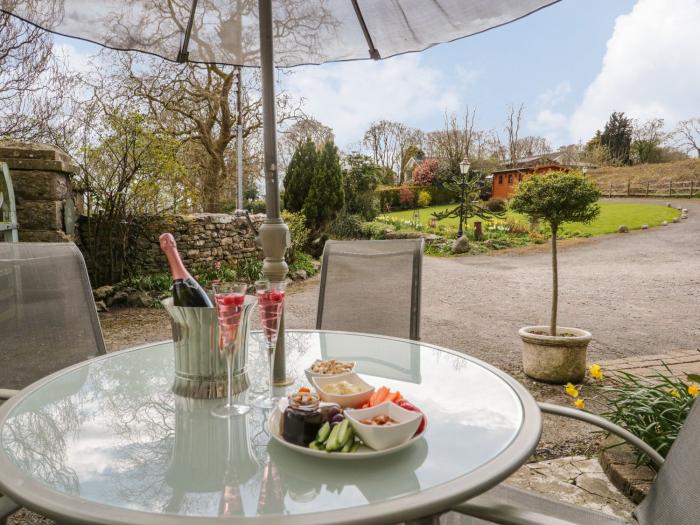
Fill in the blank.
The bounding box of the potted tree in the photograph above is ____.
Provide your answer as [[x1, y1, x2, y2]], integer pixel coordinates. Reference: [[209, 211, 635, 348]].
[[510, 171, 601, 383]]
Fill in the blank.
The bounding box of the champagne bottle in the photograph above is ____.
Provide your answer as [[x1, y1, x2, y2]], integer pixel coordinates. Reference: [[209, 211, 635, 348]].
[[159, 233, 213, 308]]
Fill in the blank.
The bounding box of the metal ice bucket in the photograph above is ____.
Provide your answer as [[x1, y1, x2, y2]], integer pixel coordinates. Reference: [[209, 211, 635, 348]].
[[162, 296, 255, 399]]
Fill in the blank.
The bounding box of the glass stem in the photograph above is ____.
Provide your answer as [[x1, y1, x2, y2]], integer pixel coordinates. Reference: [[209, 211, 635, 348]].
[[227, 349, 234, 408], [268, 342, 276, 401]]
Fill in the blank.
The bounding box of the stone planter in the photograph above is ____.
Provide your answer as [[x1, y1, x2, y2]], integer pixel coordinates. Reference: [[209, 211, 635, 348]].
[[519, 326, 592, 384]]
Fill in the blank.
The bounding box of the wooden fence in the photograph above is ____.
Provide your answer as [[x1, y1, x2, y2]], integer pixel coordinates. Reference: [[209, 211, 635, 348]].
[[597, 180, 698, 199]]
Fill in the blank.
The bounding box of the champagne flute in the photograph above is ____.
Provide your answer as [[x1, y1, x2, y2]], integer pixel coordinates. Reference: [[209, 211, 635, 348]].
[[253, 280, 286, 409], [211, 282, 250, 418]]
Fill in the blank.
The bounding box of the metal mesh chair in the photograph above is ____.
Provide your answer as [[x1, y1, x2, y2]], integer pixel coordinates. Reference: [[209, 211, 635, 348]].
[[0, 242, 105, 394], [316, 239, 423, 340], [0, 242, 105, 523], [451, 400, 700, 525]]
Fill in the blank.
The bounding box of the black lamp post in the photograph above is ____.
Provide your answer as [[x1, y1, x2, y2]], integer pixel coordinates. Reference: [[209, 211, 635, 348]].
[[457, 156, 471, 238]]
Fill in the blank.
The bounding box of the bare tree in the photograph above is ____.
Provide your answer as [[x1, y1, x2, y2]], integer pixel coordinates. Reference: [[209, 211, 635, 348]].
[[516, 136, 551, 157], [424, 106, 477, 177], [279, 117, 334, 170], [504, 103, 525, 166], [674, 118, 700, 157], [0, 11, 78, 142], [362, 120, 400, 181]]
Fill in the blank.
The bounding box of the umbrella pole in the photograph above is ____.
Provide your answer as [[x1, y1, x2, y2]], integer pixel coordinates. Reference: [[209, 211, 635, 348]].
[[258, 0, 290, 385]]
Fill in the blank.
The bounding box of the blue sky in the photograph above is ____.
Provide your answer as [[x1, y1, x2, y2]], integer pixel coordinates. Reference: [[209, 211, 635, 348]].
[[56, 0, 700, 152]]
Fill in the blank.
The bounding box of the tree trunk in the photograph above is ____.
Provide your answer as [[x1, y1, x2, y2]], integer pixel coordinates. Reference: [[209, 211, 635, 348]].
[[550, 225, 558, 336], [202, 157, 224, 212]]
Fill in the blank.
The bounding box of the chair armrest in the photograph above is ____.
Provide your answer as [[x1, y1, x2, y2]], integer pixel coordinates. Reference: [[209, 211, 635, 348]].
[[453, 499, 578, 525], [539, 402, 664, 469], [0, 389, 19, 401]]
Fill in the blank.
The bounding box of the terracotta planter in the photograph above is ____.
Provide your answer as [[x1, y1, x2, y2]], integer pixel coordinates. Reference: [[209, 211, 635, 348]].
[[519, 326, 592, 384]]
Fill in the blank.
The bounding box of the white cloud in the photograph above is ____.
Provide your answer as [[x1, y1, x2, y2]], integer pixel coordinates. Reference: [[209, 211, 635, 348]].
[[528, 81, 571, 146], [282, 54, 468, 149], [569, 0, 700, 141]]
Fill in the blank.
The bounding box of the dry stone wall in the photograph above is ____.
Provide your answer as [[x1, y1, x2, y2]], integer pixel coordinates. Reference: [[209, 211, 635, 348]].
[[132, 212, 264, 273], [79, 212, 264, 280]]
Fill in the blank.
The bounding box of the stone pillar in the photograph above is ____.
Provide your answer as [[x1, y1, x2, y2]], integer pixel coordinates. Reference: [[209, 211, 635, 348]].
[[0, 142, 79, 242]]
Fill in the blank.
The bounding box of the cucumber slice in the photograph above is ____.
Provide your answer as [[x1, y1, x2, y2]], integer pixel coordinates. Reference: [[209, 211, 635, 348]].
[[325, 422, 342, 451], [350, 441, 361, 453], [309, 441, 322, 450], [315, 422, 331, 444], [341, 438, 354, 453], [336, 420, 352, 448]]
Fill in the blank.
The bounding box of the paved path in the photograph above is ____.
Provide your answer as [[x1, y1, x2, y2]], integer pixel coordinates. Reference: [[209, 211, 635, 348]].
[[287, 199, 700, 374]]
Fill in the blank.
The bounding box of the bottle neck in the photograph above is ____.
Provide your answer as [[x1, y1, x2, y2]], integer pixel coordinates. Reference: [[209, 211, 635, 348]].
[[160, 241, 191, 281]]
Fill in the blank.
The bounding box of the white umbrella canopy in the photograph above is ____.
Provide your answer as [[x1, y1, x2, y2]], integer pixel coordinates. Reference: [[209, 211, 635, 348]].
[[1, 0, 558, 383], [3, 0, 559, 67]]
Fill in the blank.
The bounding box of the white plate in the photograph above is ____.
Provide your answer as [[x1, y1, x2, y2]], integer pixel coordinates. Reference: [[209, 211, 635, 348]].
[[266, 400, 424, 460]]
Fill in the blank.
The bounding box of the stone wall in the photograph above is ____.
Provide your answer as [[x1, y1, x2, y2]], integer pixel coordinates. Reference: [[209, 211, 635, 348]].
[[79, 212, 264, 281], [0, 141, 78, 242]]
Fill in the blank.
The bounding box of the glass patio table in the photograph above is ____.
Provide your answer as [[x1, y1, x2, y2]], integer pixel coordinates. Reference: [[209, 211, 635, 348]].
[[0, 330, 541, 525]]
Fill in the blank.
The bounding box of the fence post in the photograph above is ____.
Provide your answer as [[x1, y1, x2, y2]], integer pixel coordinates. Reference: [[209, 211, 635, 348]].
[[646, 181, 649, 198], [627, 180, 631, 197], [609, 182, 613, 198], [690, 181, 694, 198], [669, 181, 672, 197]]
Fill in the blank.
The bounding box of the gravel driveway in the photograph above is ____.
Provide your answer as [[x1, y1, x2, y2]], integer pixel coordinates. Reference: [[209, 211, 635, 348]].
[[287, 199, 700, 371]]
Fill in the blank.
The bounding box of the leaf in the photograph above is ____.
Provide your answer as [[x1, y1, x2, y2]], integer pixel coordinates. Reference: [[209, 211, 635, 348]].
[[686, 374, 700, 383]]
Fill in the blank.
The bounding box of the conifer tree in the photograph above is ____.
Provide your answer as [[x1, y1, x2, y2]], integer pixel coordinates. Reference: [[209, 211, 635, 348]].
[[303, 140, 344, 231], [283, 138, 317, 212]]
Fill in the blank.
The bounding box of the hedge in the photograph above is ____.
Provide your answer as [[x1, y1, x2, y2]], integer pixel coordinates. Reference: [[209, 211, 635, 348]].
[[376, 185, 453, 211]]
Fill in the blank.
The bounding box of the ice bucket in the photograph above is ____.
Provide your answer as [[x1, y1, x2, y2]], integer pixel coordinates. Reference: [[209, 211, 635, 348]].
[[162, 296, 254, 399]]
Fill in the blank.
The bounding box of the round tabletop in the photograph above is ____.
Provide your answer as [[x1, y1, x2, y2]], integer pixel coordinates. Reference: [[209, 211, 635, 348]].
[[0, 330, 541, 525]]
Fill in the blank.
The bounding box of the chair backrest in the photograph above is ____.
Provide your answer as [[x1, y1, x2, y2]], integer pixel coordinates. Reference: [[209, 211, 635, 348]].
[[635, 397, 700, 525], [316, 239, 423, 340], [0, 242, 105, 390]]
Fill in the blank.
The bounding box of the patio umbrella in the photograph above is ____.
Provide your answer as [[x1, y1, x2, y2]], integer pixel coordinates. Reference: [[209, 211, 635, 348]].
[[1, 0, 559, 379]]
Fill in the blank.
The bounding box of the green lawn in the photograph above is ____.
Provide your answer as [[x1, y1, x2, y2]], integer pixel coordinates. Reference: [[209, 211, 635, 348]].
[[386, 202, 680, 236]]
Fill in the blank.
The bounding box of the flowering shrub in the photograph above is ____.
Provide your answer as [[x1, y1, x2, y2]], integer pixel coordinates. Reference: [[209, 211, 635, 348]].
[[398, 186, 415, 208], [565, 362, 699, 463], [412, 159, 439, 186], [417, 190, 432, 208]]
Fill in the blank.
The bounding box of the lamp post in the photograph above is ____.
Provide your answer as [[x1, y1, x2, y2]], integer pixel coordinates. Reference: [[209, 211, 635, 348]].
[[457, 156, 471, 238]]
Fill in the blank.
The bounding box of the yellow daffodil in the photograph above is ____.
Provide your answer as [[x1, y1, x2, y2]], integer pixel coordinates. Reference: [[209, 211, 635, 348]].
[[575, 398, 585, 409], [565, 383, 579, 398], [670, 388, 681, 398], [589, 364, 603, 380], [688, 384, 699, 398]]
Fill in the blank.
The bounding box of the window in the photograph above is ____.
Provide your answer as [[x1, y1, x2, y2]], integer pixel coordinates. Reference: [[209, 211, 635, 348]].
[[508, 174, 513, 184], [498, 175, 503, 184]]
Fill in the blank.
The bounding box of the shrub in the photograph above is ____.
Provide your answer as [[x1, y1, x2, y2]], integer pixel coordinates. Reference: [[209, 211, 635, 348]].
[[505, 219, 528, 234], [351, 191, 380, 221], [361, 221, 390, 239], [412, 158, 439, 186], [327, 212, 364, 239], [282, 210, 310, 264], [118, 272, 171, 292], [245, 199, 267, 214], [484, 197, 506, 212], [375, 184, 453, 211], [236, 257, 263, 283], [288, 251, 317, 277], [417, 190, 432, 208], [398, 186, 415, 208]]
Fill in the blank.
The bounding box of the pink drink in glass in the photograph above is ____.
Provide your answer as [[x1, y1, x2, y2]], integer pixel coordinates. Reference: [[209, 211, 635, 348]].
[[256, 290, 285, 345], [215, 293, 245, 356]]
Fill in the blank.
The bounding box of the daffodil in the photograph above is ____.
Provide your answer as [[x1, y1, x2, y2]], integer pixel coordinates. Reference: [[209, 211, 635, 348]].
[[670, 388, 681, 398], [589, 364, 603, 380], [565, 383, 579, 398], [575, 398, 585, 409], [688, 384, 699, 398]]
